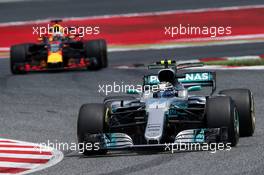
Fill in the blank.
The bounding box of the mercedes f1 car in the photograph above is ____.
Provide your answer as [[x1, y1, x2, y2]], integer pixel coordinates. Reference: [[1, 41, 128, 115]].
[[10, 20, 107, 74], [77, 60, 255, 155]]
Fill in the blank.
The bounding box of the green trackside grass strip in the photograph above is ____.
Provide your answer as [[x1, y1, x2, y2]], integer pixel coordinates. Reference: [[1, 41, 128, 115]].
[[204, 59, 264, 66]]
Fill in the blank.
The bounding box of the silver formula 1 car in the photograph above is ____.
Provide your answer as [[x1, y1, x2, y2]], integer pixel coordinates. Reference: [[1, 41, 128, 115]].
[[77, 60, 255, 155]]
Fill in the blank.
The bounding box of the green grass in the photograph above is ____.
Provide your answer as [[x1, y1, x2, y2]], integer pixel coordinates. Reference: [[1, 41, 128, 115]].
[[204, 59, 264, 66]]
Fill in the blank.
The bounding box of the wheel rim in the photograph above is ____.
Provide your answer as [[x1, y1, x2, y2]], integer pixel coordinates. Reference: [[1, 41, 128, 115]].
[[234, 109, 240, 136], [251, 93, 256, 132]]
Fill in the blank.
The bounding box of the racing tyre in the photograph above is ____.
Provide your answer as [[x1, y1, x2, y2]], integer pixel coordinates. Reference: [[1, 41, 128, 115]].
[[10, 44, 31, 74], [206, 96, 239, 147], [77, 103, 107, 155], [84, 39, 108, 70], [219, 89, 255, 137]]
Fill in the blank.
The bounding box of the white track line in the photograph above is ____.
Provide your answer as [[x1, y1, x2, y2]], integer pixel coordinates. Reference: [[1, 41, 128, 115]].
[[194, 65, 264, 70], [0, 48, 9, 51], [0, 142, 38, 146], [0, 162, 41, 169], [226, 55, 262, 60], [0, 153, 52, 159], [0, 147, 52, 151]]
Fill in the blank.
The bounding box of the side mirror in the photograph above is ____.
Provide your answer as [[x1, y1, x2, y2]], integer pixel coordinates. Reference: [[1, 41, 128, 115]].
[[126, 89, 140, 94], [187, 85, 202, 92]]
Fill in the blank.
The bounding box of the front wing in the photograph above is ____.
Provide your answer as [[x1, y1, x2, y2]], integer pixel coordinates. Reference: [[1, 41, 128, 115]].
[[85, 128, 229, 152]]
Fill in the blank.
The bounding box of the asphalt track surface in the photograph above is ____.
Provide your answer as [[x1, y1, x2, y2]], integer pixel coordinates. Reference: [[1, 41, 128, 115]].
[[1, 0, 264, 175]]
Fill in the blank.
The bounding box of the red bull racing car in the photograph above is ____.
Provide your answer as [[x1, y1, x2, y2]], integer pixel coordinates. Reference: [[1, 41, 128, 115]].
[[10, 20, 108, 74]]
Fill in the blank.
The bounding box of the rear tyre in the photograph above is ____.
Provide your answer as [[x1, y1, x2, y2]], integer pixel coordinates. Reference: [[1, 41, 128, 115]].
[[10, 44, 31, 74], [77, 103, 107, 155], [84, 39, 108, 70], [206, 96, 239, 147], [219, 89, 255, 137]]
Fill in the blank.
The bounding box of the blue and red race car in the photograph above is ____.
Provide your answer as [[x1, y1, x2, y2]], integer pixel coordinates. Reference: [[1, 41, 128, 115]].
[[10, 20, 107, 74]]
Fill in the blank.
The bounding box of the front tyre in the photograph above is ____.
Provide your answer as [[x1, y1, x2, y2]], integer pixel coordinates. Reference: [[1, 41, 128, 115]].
[[10, 44, 32, 74], [77, 103, 107, 155], [219, 89, 255, 137], [84, 39, 108, 70], [206, 96, 239, 147]]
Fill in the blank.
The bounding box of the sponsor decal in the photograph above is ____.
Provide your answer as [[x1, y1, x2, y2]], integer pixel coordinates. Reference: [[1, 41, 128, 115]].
[[145, 72, 212, 85], [148, 75, 159, 84], [179, 72, 211, 82]]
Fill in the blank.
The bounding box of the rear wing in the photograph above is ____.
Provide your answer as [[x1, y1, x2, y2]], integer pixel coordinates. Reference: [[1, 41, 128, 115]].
[[148, 60, 203, 70], [143, 71, 216, 94]]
